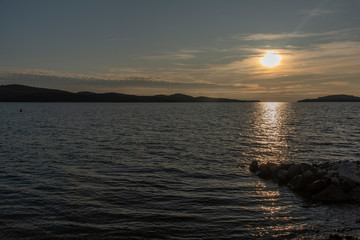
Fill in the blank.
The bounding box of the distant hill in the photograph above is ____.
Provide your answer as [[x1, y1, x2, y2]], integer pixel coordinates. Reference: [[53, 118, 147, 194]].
[[298, 94, 360, 102], [0, 84, 260, 102]]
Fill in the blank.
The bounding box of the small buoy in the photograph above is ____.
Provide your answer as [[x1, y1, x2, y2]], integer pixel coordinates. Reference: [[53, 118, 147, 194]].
[[20, 108, 23, 112]]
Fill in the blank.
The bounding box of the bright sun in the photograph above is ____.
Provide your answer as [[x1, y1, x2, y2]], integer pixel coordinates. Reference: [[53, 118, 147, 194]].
[[260, 51, 281, 67]]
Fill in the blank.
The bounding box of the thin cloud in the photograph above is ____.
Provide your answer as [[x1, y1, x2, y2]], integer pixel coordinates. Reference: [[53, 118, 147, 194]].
[[142, 53, 196, 60], [321, 81, 349, 86], [235, 28, 357, 41], [0, 71, 258, 94], [298, 9, 335, 17], [236, 32, 323, 41], [140, 49, 202, 60], [198, 40, 360, 91]]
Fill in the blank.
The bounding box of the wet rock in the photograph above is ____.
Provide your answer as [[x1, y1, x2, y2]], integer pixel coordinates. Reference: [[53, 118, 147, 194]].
[[339, 179, 354, 193], [278, 162, 292, 170], [288, 170, 315, 191], [312, 185, 350, 203], [258, 165, 272, 179], [306, 179, 329, 194], [328, 234, 343, 240], [276, 169, 288, 182], [328, 170, 338, 177], [249, 161, 260, 172], [250, 160, 360, 203], [319, 162, 331, 169], [257, 162, 278, 180], [338, 168, 360, 185], [331, 176, 340, 185], [350, 186, 360, 201], [315, 168, 327, 179], [300, 163, 315, 174], [287, 164, 302, 179], [270, 165, 278, 179], [287, 175, 303, 190], [302, 170, 316, 184]]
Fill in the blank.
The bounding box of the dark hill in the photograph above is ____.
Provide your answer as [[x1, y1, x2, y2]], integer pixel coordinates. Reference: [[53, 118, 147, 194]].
[[0, 84, 259, 102], [298, 94, 360, 102]]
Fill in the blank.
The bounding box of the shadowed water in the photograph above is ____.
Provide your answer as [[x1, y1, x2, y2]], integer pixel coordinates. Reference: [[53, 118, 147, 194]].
[[0, 102, 359, 239]]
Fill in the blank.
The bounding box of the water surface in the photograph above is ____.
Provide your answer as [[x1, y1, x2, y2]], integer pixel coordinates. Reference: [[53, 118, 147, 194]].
[[1, 102, 359, 239]]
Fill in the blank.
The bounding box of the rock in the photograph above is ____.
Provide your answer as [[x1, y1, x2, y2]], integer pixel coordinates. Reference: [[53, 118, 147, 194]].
[[302, 170, 316, 184], [270, 165, 278, 179], [318, 162, 331, 169], [300, 163, 315, 174], [339, 179, 354, 193], [312, 185, 350, 203], [306, 179, 329, 194], [250, 160, 360, 203], [277, 169, 288, 181], [331, 176, 340, 185], [258, 165, 272, 179], [288, 170, 315, 191], [287, 164, 302, 179], [257, 162, 278, 180], [249, 161, 260, 172], [338, 168, 360, 185], [278, 162, 292, 170], [328, 170, 338, 177], [350, 186, 360, 201], [328, 234, 343, 240], [288, 175, 303, 190], [315, 168, 327, 179]]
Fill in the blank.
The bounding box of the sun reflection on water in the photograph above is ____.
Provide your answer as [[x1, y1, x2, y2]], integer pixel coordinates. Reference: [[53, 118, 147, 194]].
[[251, 102, 294, 164], [246, 103, 300, 238]]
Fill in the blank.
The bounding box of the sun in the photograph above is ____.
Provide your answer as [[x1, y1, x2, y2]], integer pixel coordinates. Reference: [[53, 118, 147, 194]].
[[261, 51, 281, 67]]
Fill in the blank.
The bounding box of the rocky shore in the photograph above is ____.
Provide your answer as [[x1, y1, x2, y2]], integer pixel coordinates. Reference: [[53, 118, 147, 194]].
[[249, 160, 360, 203]]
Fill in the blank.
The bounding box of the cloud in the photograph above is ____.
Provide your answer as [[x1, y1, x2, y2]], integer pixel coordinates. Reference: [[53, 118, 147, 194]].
[[0, 70, 259, 95], [237, 32, 328, 41], [141, 53, 196, 60], [140, 49, 202, 60], [320, 81, 349, 86], [197, 40, 360, 94], [234, 28, 360, 41], [298, 9, 334, 17]]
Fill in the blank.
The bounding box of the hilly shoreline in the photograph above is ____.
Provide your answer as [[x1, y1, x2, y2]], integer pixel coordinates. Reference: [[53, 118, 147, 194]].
[[298, 94, 360, 102], [0, 84, 259, 102]]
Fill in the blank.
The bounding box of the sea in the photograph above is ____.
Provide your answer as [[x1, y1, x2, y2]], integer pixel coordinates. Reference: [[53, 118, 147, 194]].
[[0, 102, 359, 239]]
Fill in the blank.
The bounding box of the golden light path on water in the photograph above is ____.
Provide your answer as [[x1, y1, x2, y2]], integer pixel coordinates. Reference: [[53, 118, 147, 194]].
[[252, 102, 295, 164], [246, 103, 301, 238]]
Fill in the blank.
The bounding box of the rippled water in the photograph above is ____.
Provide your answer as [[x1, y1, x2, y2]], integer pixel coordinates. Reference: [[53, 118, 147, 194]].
[[1, 102, 360, 239]]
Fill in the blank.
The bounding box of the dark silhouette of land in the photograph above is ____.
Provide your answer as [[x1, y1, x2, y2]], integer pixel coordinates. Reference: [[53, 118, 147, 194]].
[[298, 94, 360, 102], [0, 84, 259, 102]]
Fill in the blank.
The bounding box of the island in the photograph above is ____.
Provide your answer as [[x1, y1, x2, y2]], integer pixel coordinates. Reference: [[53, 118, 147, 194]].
[[298, 94, 360, 102], [0, 84, 260, 102]]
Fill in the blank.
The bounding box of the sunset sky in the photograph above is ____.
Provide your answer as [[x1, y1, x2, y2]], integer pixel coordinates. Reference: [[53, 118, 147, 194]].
[[1, 0, 360, 101]]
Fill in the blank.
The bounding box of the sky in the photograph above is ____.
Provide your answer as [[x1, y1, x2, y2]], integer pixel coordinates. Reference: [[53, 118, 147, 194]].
[[1, 0, 360, 101]]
